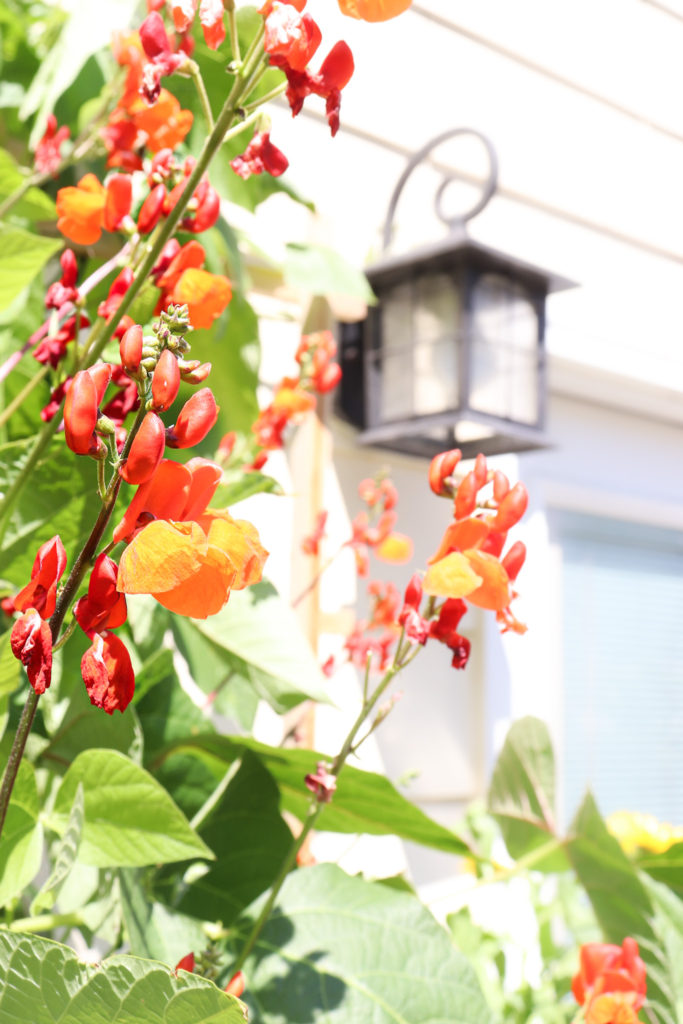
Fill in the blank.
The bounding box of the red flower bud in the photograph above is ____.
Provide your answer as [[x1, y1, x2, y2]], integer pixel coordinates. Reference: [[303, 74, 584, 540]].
[[60, 248, 78, 288], [313, 362, 342, 393], [137, 183, 167, 233], [11, 609, 53, 695], [64, 370, 98, 455], [403, 572, 423, 611], [225, 971, 245, 998], [501, 541, 526, 582], [493, 482, 528, 532], [454, 471, 478, 519], [165, 388, 218, 448], [175, 953, 195, 974], [120, 324, 144, 375], [81, 631, 135, 714], [492, 470, 510, 503], [119, 411, 166, 484], [428, 448, 461, 496], [89, 362, 113, 405], [180, 361, 211, 384], [473, 453, 488, 489], [151, 348, 180, 411], [183, 185, 220, 233]]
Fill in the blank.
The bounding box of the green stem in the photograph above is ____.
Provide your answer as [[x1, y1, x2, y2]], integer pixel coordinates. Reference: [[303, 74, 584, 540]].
[[0, 178, 34, 221], [0, 365, 50, 431], [8, 910, 84, 933], [190, 758, 242, 832], [227, 4, 241, 65], [189, 62, 215, 131], [97, 456, 107, 502], [0, 402, 147, 841], [242, 80, 287, 112], [232, 652, 403, 973]]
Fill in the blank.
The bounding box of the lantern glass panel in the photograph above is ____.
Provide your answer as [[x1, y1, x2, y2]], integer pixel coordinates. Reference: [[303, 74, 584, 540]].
[[379, 273, 460, 422], [469, 273, 539, 424]]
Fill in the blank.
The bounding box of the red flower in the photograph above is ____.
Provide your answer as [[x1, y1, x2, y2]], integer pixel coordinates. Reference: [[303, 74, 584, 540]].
[[199, 0, 226, 49], [572, 939, 646, 1013], [63, 365, 112, 456], [225, 971, 245, 998], [74, 553, 127, 636], [337, 0, 412, 20], [165, 388, 218, 449], [44, 249, 80, 310], [139, 12, 187, 103], [231, 131, 289, 180], [56, 173, 133, 245], [34, 114, 70, 175], [120, 411, 166, 485], [301, 511, 328, 556], [81, 631, 135, 714], [14, 536, 67, 620], [151, 348, 181, 411], [11, 609, 53, 695], [264, 3, 322, 70], [175, 952, 196, 974]]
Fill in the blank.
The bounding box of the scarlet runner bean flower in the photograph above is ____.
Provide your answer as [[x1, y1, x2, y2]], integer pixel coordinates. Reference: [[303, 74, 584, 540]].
[[33, 113, 70, 175], [10, 610, 53, 695], [13, 536, 67, 620], [337, 0, 412, 19], [81, 631, 135, 714], [572, 938, 647, 1024], [74, 553, 127, 636], [231, 131, 289, 180], [63, 364, 112, 457], [115, 458, 268, 618], [56, 173, 133, 245], [304, 761, 337, 802]]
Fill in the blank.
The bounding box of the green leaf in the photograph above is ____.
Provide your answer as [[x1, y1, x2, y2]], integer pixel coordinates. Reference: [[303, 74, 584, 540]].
[[283, 243, 376, 303], [641, 875, 683, 1023], [234, 864, 494, 1024], [30, 782, 84, 914], [51, 749, 214, 868], [0, 760, 43, 908], [0, 438, 102, 587], [0, 226, 61, 313], [0, 931, 245, 1024], [568, 792, 676, 1024], [186, 581, 329, 713], [0, 149, 57, 221], [119, 869, 207, 964], [165, 735, 471, 856], [176, 753, 293, 926], [488, 715, 566, 869], [636, 841, 683, 899]]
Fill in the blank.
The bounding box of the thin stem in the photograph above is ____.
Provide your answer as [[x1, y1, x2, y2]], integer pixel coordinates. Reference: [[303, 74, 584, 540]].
[[222, 109, 262, 145], [189, 63, 215, 131], [0, 365, 49, 431], [52, 615, 77, 653], [292, 546, 344, 608], [8, 910, 84, 933], [96, 457, 107, 502], [0, 178, 33, 221], [242, 80, 287, 112], [0, 401, 147, 840], [227, 5, 241, 64], [190, 758, 242, 832]]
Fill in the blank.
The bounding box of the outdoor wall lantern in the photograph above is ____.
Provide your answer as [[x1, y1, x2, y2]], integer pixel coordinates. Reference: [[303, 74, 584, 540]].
[[337, 129, 574, 459]]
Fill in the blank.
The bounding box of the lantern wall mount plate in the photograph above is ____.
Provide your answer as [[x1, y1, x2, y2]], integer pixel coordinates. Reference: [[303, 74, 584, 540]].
[[337, 129, 575, 460]]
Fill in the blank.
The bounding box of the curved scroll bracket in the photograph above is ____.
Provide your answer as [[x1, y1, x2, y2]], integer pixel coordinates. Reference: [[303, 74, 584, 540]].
[[381, 128, 499, 251]]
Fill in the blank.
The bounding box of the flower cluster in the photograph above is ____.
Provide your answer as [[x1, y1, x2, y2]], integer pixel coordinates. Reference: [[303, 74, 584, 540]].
[[348, 474, 412, 576], [572, 939, 647, 1023]]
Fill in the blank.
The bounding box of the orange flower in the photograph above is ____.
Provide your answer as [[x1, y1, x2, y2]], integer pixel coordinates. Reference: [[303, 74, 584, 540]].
[[337, 0, 412, 20], [129, 89, 193, 153], [169, 268, 232, 329], [271, 379, 316, 416], [116, 458, 267, 618], [586, 993, 640, 1024], [56, 174, 106, 245]]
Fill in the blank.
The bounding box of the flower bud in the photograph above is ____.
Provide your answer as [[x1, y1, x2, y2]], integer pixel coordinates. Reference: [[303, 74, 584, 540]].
[[473, 453, 488, 488], [120, 324, 144, 376], [119, 411, 165, 484], [493, 482, 528, 532], [454, 471, 478, 520], [89, 362, 113, 404], [103, 174, 133, 233], [492, 470, 510, 503], [137, 183, 167, 234], [225, 971, 245, 998], [501, 540, 526, 582], [151, 348, 180, 411], [180, 361, 211, 384], [183, 185, 220, 233], [428, 448, 461, 496], [165, 388, 218, 448], [403, 572, 423, 611], [64, 370, 98, 455]]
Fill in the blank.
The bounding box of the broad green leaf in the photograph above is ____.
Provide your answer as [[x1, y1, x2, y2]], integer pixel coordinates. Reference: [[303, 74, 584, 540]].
[[0, 438, 101, 587], [188, 581, 329, 713], [0, 931, 245, 1024], [568, 792, 676, 1024], [119, 869, 207, 965], [488, 715, 566, 869], [641, 876, 683, 1023], [0, 761, 43, 908], [52, 749, 214, 868], [0, 629, 20, 699], [0, 148, 57, 221], [283, 242, 377, 303], [636, 841, 683, 899], [0, 226, 61, 313], [30, 783, 84, 914], [233, 864, 494, 1024], [176, 753, 293, 926], [163, 735, 471, 856]]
